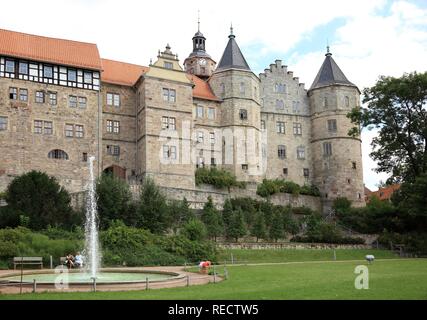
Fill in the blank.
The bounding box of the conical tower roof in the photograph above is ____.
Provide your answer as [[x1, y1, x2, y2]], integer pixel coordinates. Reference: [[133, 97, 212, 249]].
[[216, 27, 251, 71], [309, 49, 356, 91]]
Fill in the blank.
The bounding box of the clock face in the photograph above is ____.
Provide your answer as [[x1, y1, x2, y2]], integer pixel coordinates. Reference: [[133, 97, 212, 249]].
[[199, 59, 207, 66]]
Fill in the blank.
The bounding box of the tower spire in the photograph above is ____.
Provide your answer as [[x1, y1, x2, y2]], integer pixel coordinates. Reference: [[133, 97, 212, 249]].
[[326, 40, 332, 57], [197, 10, 200, 32], [229, 23, 235, 39]]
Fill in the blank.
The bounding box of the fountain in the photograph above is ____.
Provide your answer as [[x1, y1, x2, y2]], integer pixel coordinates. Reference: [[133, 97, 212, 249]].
[[85, 156, 100, 279], [0, 156, 184, 292]]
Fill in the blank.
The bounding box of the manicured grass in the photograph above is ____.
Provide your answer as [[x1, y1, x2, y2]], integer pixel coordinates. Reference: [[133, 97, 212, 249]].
[[2, 259, 426, 300], [217, 248, 398, 264]]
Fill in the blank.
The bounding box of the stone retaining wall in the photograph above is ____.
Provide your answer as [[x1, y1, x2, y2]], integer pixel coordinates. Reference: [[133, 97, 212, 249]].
[[217, 242, 373, 250]]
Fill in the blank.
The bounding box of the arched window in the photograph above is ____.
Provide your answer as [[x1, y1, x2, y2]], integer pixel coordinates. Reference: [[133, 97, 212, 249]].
[[323, 97, 328, 107], [220, 83, 225, 97], [48, 149, 69, 160], [345, 96, 350, 107]]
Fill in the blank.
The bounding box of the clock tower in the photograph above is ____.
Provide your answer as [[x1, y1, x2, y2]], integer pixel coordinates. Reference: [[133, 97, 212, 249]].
[[184, 19, 216, 80]]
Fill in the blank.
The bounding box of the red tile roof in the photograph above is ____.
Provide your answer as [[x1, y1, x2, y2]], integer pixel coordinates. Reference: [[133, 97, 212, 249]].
[[369, 184, 401, 201], [101, 59, 148, 86], [187, 74, 220, 101], [0, 28, 102, 70]]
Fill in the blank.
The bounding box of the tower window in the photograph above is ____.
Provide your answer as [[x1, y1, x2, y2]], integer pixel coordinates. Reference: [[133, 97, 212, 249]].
[[239, 109, 248, 120], [297, 146, 305, 159], [220, 83, 225, 97], [352, 162, 357, 169], [164, 62, 173, 69], [278, 145, 286, 159], [293, 123, 302, 135], [162, 88, 176, 103], [328, 119, 337, 132], [303, 168, 310, 177], [323, 142, 332, 156], [345, 96, 350, 107], [276, 99, 284, 110], [276, 121, 285, 134], [323, 97, 328, 107], [240, 82, 245, 94], [261, 120, 266, 130]]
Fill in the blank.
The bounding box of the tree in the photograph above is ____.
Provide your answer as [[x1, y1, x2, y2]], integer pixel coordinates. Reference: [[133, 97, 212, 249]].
[[136, 178, 169, 234], [348, 72, 427, 183], [228, 209, 247, 242], [96, 173, 133, 229], [181, 218, 207, 241], [269, 211, 283, 242], [5, 171, 74, 230], [168, 198, 195, 235], [251, 211, 267, 242], [222, 198, 233, 226], [200, 196, 223, 241]]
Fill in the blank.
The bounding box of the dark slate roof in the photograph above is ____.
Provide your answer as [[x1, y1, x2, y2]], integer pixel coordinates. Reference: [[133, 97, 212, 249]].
[[309, 53, 356, 91], [216, 34, 251, 71]]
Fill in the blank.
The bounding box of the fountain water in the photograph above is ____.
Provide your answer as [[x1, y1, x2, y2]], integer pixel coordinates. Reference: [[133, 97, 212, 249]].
[[85, 156, 100, 278]]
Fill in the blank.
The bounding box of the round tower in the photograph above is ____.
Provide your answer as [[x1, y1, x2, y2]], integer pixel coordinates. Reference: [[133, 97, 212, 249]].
[[309, 48, 365, 213], [183, 17, 216, 79]]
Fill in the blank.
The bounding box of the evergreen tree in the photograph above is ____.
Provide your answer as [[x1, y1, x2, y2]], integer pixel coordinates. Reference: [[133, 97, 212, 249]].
[[96, 173, 133, 229], [251, 211, 267, 242], [201, 196, 223, 241], [136, 178, 169, 234], [269, 211, 284, 242], [181, 218, 207, 241], [222, 198, 234, 239], [228, 209, 247, 242]]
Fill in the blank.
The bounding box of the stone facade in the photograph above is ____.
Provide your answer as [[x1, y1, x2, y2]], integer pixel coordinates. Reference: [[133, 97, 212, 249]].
[[0, 28, 366, 213]]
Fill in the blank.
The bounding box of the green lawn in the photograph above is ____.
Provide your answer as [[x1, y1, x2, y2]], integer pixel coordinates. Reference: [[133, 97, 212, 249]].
[[217, 248, 398, 264], [2, 258, 426, 300]]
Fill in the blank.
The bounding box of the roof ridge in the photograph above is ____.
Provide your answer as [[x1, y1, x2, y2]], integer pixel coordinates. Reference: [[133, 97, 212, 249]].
[[101, 57, 147, 69], [0, 28, 98, 46]]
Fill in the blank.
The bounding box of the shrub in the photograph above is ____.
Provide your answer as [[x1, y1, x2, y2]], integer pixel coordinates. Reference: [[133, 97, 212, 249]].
[[257, 179, 320, 197], [182, 219, 207, 242], [195, 167, 245, 189]]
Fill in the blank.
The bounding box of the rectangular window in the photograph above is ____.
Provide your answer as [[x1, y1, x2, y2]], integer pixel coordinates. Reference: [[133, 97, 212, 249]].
[[65, 124, 74, 137], [276, 100, 284, 110], [303, 168, 310, 177], [240, 82, 245, 94], [328, 119, 337, 132], [5, 60, 15, 73], [17, 91, 29, 104], [69, 95, 77, 108], [278, 145, 286, 159], [107, 145, 120, 156], [293, 123, 302, 135], [197, 105, 204, 118], [0, 117, 7, 131], [34, 120, 43, 134], [78, 97, 87, 108], [82, 153, 88, 162], [107, 120, 113, 133], [162, 116, 169, 129], [44, 121, 53, 135], [43, 65, 53, 78], [283, 168, 288, 175], [210, 132, 215, 144], [84, 72, 92, 84], [352, 161, 357, 169], [239, 109, 248, 120], [261, 120, 266, 130], [164, 62, 173, 69], [9, 87, 17, 100], [75, 125, 84, 138], [170, 146, 177, 159], [211, 158, 216, 166], [323, 142, 332, 156], [49, 92, 57, 106], [208, 107, 215, 120], [242, 164, 248, 170], [163, 88, 176, 103], [169, 117, 176, 130], [276, 121, 285, 134], [19, 62, 28, 74], [113, 94, 120, 107], [197, 131, 204, 143], [29, 64, 38, 77], [297, 146, 305, 159], [68, 69, 77, 82], [106, 93, 113, 105], [113, 120, 120, 134], [35, 91, 44, 103], [163, 145, 170, 159]]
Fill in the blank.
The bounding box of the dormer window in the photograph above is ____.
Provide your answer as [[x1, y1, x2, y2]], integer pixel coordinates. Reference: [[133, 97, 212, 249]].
[[164, 62, 173, 69]]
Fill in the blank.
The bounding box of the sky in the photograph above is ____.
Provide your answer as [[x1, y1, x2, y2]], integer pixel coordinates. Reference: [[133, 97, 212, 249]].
[[1, 0, 427, 190]]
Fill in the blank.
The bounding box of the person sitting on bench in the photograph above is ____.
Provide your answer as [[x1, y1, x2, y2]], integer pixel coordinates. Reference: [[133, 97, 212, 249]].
[[74, 252, 83, 268], [65, 253, 74, 269]]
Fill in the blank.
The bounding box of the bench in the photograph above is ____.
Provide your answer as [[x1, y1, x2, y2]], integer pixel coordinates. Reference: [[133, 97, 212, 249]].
[[13, 257, 43, 270]]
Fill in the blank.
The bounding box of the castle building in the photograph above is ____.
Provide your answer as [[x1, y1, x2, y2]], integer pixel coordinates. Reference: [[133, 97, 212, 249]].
[[0, 26, 365, 212]]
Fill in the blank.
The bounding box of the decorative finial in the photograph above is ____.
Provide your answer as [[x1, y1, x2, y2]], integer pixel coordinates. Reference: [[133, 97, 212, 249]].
[[229, 22, 235, 38], [326, 39, 332, 56], [150, 58, 152, 65], [198, 10, 200, 32]]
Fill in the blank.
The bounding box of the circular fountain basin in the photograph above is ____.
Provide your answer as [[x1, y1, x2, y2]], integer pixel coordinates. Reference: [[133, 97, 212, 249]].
[[1, 269, 181, 285]]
